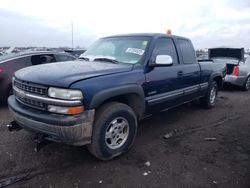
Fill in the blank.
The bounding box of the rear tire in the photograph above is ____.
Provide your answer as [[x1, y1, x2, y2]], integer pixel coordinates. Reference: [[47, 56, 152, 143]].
[[87, 102, 137, 160], [200, 81, 218, 109], [241, 76, 250, 91]]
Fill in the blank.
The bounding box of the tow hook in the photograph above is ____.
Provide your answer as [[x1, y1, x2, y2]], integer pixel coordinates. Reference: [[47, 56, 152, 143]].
[[6, 121, 22, 131], [34, 134, 51, 152]]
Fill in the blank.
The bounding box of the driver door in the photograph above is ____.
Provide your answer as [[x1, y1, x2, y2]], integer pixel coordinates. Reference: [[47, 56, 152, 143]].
[[144, 37, 185, 113]]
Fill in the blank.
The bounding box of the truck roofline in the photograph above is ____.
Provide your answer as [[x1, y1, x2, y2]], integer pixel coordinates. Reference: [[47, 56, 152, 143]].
[[101, 33, 190, 41]]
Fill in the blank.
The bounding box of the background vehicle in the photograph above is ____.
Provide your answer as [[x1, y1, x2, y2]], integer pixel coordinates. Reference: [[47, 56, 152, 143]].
[[64, 49, 86, 57], [209, 48, 250, 91], [0, 51, 76, 104], [8, 33, 226, 160], [196, 51, 208, 60]]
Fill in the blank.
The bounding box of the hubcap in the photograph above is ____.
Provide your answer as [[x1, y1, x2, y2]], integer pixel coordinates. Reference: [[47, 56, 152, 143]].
[[210, 86, 217, 105], [105, 117, 129, 150], [246, 77, 250, 90]]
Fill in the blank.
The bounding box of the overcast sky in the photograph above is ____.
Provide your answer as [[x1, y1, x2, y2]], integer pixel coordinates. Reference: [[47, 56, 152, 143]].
[[0, 0, 249, 49]]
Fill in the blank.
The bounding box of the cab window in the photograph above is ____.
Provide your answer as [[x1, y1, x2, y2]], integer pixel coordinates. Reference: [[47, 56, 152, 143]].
[[177, 39, 197, 64], [151, 38, 178, 64]]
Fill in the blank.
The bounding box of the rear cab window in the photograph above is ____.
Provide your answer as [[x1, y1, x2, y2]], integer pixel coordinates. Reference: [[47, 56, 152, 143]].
[[177, 39, 197, 64]]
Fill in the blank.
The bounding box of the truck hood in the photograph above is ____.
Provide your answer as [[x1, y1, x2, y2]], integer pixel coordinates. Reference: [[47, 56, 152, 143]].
[[208, 48, 244, 61], [15, 60, 133, 88]]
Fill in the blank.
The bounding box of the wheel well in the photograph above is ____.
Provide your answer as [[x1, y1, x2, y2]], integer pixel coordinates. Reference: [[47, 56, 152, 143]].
[[213, 76, 223, 89], [98, 93, 144, 118]]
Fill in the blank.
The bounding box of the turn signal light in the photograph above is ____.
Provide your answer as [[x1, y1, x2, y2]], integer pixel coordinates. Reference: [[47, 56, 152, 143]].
[[47, 105, 84, 115], [233, 66, 239, 76], [68, 106, 84, 115]]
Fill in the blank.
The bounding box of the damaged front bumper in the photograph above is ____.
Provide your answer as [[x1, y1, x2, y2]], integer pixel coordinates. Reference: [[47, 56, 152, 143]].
[[8, 95, 95, 146]]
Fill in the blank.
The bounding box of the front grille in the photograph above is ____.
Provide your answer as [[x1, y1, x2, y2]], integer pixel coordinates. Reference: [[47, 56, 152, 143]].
[[14, 78, 47, 110], [16, 95, 46, 110], [14, 79, 47, 96]]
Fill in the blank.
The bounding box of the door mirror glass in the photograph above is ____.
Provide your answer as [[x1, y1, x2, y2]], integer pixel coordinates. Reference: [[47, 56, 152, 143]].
[[155, 55, 173, 66]]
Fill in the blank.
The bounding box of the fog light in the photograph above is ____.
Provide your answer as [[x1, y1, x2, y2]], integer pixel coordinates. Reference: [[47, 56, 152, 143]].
[[48, 105, 84, 115]]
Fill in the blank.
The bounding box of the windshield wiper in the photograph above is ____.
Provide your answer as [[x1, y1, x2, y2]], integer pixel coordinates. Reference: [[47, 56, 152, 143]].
[[93, 57, 119, 64]]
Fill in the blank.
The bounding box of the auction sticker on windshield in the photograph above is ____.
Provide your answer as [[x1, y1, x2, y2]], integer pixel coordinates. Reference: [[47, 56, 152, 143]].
[[126, 48, 144, 55]]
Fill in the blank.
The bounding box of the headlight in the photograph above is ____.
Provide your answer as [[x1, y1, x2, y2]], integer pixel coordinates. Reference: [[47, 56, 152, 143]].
[[48, 87, 83, 100]]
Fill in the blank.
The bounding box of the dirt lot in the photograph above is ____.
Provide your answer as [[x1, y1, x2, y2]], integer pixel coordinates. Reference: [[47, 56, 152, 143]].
[[0, 88, 250, 188]]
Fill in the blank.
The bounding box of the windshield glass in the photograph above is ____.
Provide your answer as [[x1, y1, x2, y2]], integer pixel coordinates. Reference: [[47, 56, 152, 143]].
[[81, 36, 150, 64]]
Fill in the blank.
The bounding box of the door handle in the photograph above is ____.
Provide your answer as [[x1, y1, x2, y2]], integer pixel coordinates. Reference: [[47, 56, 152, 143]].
[[177, 71, 183, 76]]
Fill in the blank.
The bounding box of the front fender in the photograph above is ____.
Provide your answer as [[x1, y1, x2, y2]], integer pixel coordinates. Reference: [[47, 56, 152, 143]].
[[89, 84, 145, 113]]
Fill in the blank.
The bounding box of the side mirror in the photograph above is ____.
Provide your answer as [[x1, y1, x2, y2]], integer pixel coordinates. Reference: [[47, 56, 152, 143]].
[[154, 55, 173, 66]]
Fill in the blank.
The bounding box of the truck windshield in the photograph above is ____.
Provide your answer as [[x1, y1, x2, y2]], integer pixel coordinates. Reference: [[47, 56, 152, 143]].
[[80, 36, 150, 64]]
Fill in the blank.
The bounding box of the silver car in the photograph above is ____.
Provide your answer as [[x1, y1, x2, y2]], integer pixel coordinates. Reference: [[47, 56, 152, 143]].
[[209, 48, 250, 91]]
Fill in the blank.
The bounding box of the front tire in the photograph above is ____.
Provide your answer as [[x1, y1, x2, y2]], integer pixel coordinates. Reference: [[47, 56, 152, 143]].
[[87, 102, 137, 160], [200, 81, 218, 109]]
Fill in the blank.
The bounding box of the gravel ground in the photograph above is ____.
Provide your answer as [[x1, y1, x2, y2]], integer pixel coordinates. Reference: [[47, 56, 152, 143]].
[[0, 88, 250, 188]]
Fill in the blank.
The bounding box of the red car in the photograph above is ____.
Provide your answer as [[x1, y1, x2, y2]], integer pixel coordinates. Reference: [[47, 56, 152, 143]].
[[0, 51, 76, 104]]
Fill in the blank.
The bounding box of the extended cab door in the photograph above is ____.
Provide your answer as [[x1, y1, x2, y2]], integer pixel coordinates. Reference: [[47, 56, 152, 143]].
[[144, 37, 184, 112], [175, 38, 201, 101]]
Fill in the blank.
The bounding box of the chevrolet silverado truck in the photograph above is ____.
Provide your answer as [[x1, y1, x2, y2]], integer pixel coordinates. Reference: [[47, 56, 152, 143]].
[[8, 33, 226, 160]]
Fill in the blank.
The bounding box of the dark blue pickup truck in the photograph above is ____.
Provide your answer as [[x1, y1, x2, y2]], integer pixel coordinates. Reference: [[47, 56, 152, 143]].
[[8, 33, 226, 160]]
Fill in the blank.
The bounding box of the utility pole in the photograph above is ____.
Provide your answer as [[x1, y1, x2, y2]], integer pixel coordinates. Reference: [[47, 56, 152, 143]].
[[71, 22, 74, 50]]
